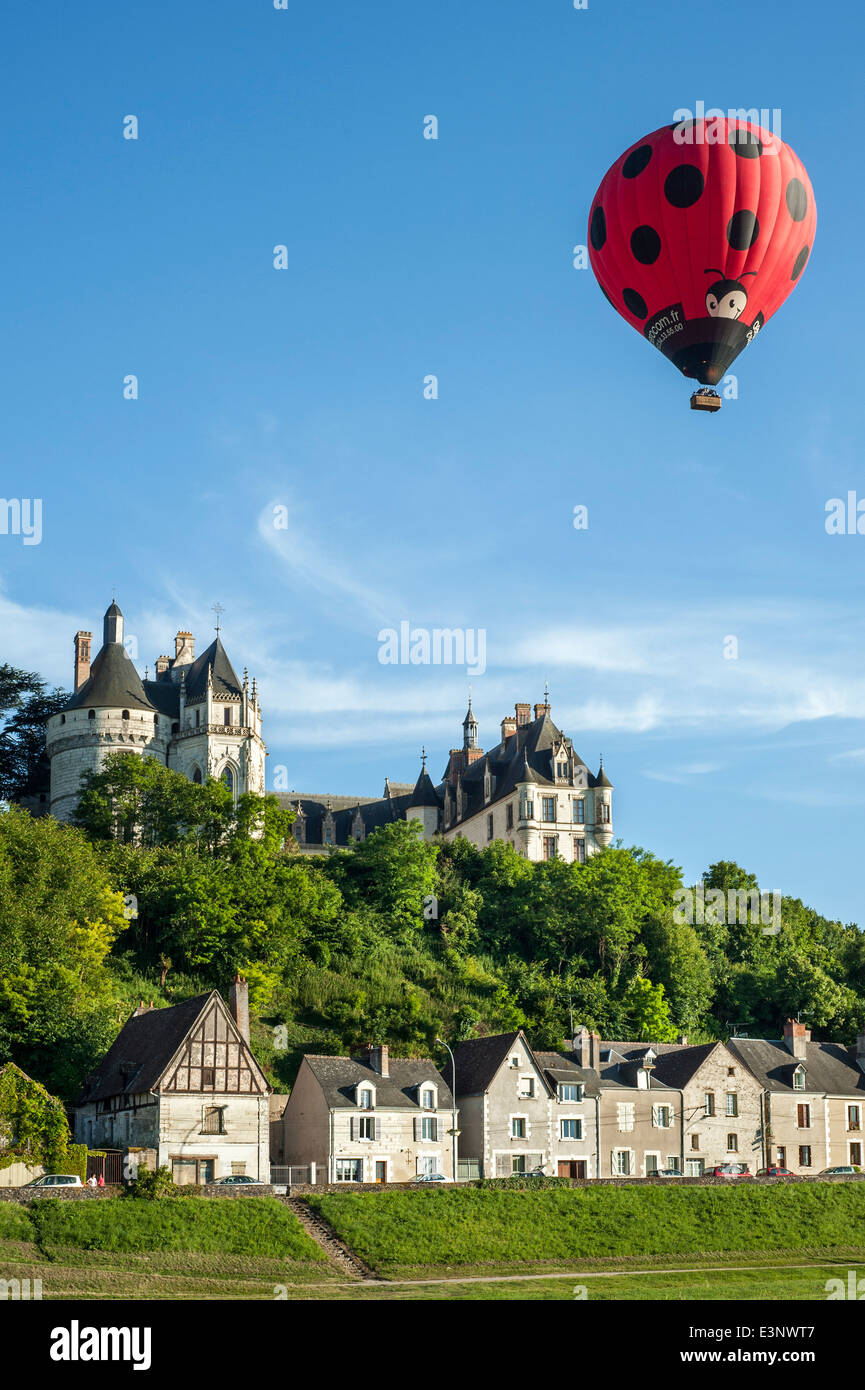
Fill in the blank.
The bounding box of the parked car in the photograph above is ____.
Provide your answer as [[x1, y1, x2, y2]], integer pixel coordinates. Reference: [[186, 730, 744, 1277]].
[[24, 1174, 83, 1188], [755, 1166, 794, 1178], [209, 1175, 266, 1186], [820, 1165, 860, 1175], [708, 1164, 753, 1179], [411, 1172, 450, 1183], [656, 1168, 683, 1178]]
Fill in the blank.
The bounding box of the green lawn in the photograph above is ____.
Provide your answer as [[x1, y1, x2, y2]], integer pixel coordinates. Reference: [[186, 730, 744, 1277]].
[[307, 1183, 865, 1278]]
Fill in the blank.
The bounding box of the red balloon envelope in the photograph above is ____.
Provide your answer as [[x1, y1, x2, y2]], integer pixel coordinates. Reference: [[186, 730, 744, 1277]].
[[588, 118, 816, 386]]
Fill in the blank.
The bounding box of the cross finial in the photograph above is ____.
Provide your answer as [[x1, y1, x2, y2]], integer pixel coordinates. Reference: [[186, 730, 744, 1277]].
[[421, 746, 427, 770], [212, 602, 225, 635], [544, 678, 549, 704]]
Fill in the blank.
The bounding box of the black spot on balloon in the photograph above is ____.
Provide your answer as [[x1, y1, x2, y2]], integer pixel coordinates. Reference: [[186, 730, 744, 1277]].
[[728, 126, 762, 157], [727, 209, 759, 250], [791, 245, 809, 280], [664, 164, 704, 208], [590, 205, 607, 250], [623, 287, 648, 319], [622, 144, 653, 178], [630, 225, 661, 265], [786, 178, 808, 222]]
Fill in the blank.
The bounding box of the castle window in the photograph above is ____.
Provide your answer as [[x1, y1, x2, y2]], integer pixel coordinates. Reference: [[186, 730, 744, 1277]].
[[543, 836, 558, 860], [171, 722, 179, 735], [222, 767, 235, 797], [223, 707, 232, 726], [195, 709, 200, 727], [573, 837, 586, 863], [61, 714, 66, 724], [506, 803, 513, 829], [122, 710, 130, 721], [601, 803, 611, 823], [541, 796, 556, 821], [487, 814, 494, 840], [192, 768, 202, 785], [573, 799, 585, 824], [88, 709, 95, 719], [153, 714, 158, 725]]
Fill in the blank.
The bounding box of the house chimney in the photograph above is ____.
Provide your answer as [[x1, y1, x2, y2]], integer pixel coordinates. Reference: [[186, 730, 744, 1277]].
[[155, 654, 171, 678], [175, 631, 194, 663], [515, 702, 531, 727], [229, 975, 250, 1045], [501, 716, 517, 744], [573, 1026, 600, 1070], [368, 1043, 389, 1078], [783, 1017, 809, 1060], [74, 630, 92, 691]]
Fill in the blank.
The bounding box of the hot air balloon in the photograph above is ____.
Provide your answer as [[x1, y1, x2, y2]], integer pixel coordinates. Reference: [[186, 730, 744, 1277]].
[[587, 117, 816, 410]]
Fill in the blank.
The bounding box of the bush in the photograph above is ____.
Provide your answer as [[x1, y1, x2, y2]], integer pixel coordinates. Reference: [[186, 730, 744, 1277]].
[[125, 1163, 178, 1200]]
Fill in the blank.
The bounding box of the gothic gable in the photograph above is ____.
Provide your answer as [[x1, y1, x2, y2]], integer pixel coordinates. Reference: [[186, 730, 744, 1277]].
[[158, 997, 267, 1096]]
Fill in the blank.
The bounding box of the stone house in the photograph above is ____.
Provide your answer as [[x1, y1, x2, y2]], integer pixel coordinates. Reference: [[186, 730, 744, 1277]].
[[74, 980, 270, 1185], [730, 1020, 865, 1173], [282, 1045, 456, 1183], [443, 1030, 599, 1178]]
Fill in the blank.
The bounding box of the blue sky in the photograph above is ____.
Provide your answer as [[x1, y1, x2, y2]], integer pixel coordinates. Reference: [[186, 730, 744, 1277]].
[[1, 0, 863, 926]]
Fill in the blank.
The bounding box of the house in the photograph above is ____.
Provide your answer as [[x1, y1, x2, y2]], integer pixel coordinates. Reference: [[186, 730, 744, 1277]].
[[599, 1038, 764, 1175], [443, 1030, 599, 1178], [729, 1020, 865, 1174], [283, 696, 613, 864], [74, 979, 271, 1185], [282, 1044, 456, 1183]]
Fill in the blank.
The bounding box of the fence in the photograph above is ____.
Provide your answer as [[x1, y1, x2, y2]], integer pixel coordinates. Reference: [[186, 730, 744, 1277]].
[[270, 1165, 315, 1186], [86, 1151, 123, 1184]]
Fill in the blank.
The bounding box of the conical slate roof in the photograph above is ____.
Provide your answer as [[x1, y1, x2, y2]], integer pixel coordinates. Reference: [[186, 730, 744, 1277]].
[[183, 637, 244, 700], [65, 642, 154, 713], [408, 766, 442, 809]]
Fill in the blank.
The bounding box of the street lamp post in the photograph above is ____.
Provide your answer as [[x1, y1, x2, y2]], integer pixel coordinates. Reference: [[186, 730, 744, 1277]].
[[436, 1036, 459, 1183]]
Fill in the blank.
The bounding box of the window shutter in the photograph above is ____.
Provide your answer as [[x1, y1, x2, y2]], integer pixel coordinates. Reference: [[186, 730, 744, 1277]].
[[374, 1118, 381, 1142], [349, 1117, 355, 1141], [432, 1118, 439, 1141], [413, 1117, 419, 1141]]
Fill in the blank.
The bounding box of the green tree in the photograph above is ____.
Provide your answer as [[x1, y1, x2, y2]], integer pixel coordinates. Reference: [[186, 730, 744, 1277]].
[[0, 664, 68, 803]]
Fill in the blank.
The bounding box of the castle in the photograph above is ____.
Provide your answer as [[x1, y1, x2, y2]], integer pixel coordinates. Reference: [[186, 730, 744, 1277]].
[[46, 602, 266, 821], [46, 602, 613, 861]]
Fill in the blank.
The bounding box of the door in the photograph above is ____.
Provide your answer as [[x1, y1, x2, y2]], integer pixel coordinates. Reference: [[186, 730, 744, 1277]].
[[558, 1160, 587, 1179], [375, 1162, 387, 1184], [850, 1143, 862, 1167], [776, 1146, 786, 1167]]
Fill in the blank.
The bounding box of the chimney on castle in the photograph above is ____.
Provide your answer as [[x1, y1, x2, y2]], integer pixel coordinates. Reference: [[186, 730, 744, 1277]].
[[515, 702, 531, 727], [74, 631, 92, 691], [155, 654, 171, 678], [229, 975, 250, 1045], [501, 715, 517, 744], [783, 1017, 810, 1059], [367, 1044, 389, 1078], [174, 631, 194, 663]]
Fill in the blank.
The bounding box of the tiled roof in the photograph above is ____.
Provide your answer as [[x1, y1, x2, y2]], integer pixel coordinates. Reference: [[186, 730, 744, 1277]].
[[77, 994, 215, 1103], [302, 1055, 453, 1109], [728, 1039, 865, 1096]]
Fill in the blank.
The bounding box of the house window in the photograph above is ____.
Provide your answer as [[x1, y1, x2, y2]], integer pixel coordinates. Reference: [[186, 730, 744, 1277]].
[[511, 1156, 527, 1175], [542, 796, 556, 822], [727, 1133, 738, 1152], [727, 1067, 735, 1077], [506, 803, 514, 830], [793, 1069, 805, 1091], [573, 838, 586, 863], [666, 1156, 681, 1174], [847, 1105, 861, 1132], [487, 814, 494, 840], [358, 1089, 373, 1109], [652, 1105, 672, 1129], [613, 1150, 632, 1176], [418, 1154, 438, 1178], [617, 1103, 635, 1133], [421, 1088, 435, 1110], [799, 1145, 812, 1168], [201, 1106, 225, 1135], [851, 1142, 863, 1166], [685, 1158, 704, 1176], [691, 1133, 700, 1150], [201, 1067, 215, 1089], [797, 1103, 811, 1129], [561, 1118, 582, 1140], [357, 1117, 377, 1140], [725, 1093, 738, 1117], [704, 1092, 715, 1117], [543, 836, 558, 861], [518, 1076, 535, 1098], [511, 1117, 527, 1139], [335, 1159, 362, 1182], [421, 1117, 438, 1141], [524, 797, 534, 819], [559, 1083, 583, 1102], [573, 799, 585, 823], [601, 803, 611, 823], [776, 1146, 786, 1167], [645, 1153, 660, 1176]]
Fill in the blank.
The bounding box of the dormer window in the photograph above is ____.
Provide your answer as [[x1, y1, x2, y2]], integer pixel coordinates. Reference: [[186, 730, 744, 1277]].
[[558, 1082, 584, 1102], [793, 1066, 806, 1092], [420, 1086, 436, 1111], [357, 1085, 375, 1110]]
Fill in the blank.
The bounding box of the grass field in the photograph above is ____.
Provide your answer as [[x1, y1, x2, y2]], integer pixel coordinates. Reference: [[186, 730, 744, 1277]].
[[1, 1186, 863, 1299], [307, 1183, 865, 1278]]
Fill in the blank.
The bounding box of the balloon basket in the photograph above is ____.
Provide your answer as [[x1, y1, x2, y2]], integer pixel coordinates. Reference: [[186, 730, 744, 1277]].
[[689, 389, 722, 413]]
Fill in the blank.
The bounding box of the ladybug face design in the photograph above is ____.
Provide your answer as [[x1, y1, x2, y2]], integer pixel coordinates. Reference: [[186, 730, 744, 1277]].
[[705, 280, 749, 319]]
